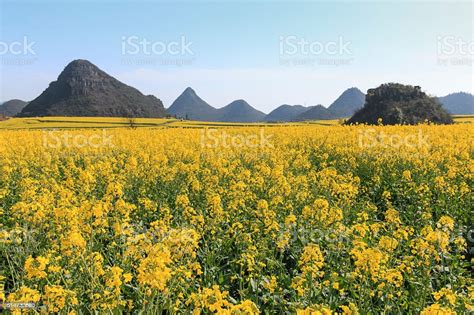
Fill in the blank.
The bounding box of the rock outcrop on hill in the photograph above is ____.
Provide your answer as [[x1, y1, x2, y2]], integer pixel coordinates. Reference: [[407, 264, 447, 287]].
[[347, 83, 453, 125], [19, 60, 167, 118]]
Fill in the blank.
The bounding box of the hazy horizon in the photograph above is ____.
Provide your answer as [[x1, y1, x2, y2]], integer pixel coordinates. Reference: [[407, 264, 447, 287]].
[[1, 1, 472, 112]]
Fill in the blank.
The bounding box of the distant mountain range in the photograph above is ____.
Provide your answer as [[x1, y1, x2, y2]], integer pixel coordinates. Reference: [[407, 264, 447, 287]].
[[19, 60, 167, 118], [168, 87, 220, 121], [169, 87, 365, 122], [4, 59, 473, 121], [168, 88, 473, 122], [437, 92, 473, 115], [219, 100, 266, 122], [295, 105, 338, 121], [264, 105, 313, 122], [169, 87, 265, 122], [327, 87, 366, 117], [289, 88, 366, 121], [0, 99, 28, 116]]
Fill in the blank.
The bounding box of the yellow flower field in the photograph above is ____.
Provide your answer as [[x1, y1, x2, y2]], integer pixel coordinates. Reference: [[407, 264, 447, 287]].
[[0, 124, 473, 314]]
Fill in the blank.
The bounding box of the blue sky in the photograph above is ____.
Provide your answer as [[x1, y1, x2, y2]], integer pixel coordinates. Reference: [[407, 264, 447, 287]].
[[1, 0, 472, 113]]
